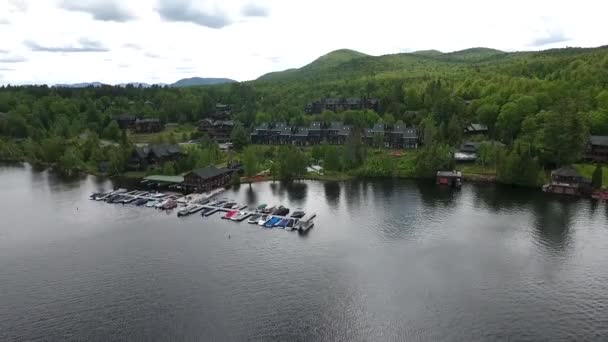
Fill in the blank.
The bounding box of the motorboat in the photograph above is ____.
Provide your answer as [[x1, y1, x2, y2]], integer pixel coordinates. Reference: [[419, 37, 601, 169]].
[[248, 214, 262, 224], [291, 209, 306, 219], [295, 214, 316, 232], [145, 200, 159, 208], [188, 205, 205, 214], [89, 192, 101, 200], [276, 218, 290, 228], [178, 205, 193, 216], [231, 212, 250, 222], [285, 219, 297, 231], [272, 206, 289, 217], [95, 193, 112, 201], [255, 204, 267, 212], [162, 200, 177, 210], [223, 202, 237, 209], [262, 206, 276, 214], [257, 215, 269, 226], [134, 198, 148, 206], [122, 196, 137, 204], [264, 216, 282, 228], [223, 210, 238, 219]]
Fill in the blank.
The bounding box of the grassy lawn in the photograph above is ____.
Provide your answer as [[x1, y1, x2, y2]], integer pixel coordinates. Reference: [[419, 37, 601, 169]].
[[130, 124, 198, 144], [574, 163, 608, 188], [457, 163, 497, 176]]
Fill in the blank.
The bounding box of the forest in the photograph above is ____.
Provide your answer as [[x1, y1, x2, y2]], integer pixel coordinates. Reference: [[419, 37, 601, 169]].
[[1, 45, 608, 186]]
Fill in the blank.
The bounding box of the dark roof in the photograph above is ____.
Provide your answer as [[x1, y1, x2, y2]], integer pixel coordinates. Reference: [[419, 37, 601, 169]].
[[114, 114, 136, 121], [294, 128, 310, 137], [459, 141, 481, 153], [329, 121, 344, 130], [590, 135, 608, 147], [280, 126, 293, 136], [190, 166, 233, 179], [345, 97, 361, 105], [135, 144, 181, 159], [271, 122, 287, 132], [467, 123, 489, 132], [255, 123, 269, 130], [371, 123, 385, 133], [338, 125, 352, 136], [310, 122, 322, 130], [136, 118, 160, 124], [552, 166, 581, 178]]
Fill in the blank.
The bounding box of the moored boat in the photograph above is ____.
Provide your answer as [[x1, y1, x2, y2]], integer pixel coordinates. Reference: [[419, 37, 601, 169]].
[[295, 213, 316, 232], [145, 200, 159, 208], [285, 219, 297, 231], [248, 214, 262, 224], [272, 206, 290, 217], [264, 216, 281, 228], [276, 218, 290, 228], [162, 200, 177, 210], [257, 215, 269, 226], [223, 210, 238, 220], [291, 209, 305, 219], [134, 198, 148, 206]]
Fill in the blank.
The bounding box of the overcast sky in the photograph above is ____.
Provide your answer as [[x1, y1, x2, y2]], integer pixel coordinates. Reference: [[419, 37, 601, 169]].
[[0, 0, 606, 85]]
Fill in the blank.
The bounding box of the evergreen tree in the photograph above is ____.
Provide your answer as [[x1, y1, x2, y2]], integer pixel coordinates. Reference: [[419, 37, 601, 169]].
[[231, 124, 249, 151], [592, 165, 603, 189]]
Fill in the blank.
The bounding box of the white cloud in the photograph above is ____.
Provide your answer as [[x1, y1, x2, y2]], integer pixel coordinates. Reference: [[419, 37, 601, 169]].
[[0, 0, 606, 85]]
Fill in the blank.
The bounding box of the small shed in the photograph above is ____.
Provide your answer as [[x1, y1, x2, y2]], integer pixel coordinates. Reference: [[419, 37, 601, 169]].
[[436, 171, 463, 188]]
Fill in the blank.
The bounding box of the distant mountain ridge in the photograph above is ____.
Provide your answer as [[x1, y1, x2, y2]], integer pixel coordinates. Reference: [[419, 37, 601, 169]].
[[52, 77, 236, 88]]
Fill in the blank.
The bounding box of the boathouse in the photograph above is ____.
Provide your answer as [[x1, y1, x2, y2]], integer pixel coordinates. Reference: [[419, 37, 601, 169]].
[[436, 171, 463, 187], [183, 166, 234, 193], [543, 166, 592, 196], [586, 136, 608, 163]]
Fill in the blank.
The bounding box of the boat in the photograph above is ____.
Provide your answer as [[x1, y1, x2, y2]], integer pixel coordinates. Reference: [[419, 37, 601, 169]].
[[285, 219, 297, 231], [276, 218, 290, 228], [162, 200, 177, 210], [231, 212, 251, 222], [272, 206, 289, 216], [223, 202, 237, 209], [248, 214, 262, 224], [264, 216, 282, 228], [145, 200, 159, 208], [95, 193, 112, 201], [134, 198, 148, 206], [223, 210, 238, 219], [257, 215, 269, 226], [291, 209, 306, 219], [177, 205, 193, 216], [89, 192, 101, 200], [256, 204, 267, 212], [262, 206, 276, 214], [122, 196, 137, 204], [295, 214, 316, 232]]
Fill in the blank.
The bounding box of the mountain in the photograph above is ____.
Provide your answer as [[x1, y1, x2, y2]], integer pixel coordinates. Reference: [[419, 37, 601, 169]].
[[171, 77, 237, 88], [410, 49, 444, 57], [117, 82, 152, 88], [439, 47, 506, 62], [53, 82, 107, 88]]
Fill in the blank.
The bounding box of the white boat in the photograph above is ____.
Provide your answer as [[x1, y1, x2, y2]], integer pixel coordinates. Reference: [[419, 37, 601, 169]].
[[257, 215, 269, 226], [145, 200, 159, 208], [248, 214, 262, 224], [295, 214, 316, 232], [114, 188, 128, 194], [231, 212, 250, 222], [177, 205, 193, 216], [155, 199, 169, 209]]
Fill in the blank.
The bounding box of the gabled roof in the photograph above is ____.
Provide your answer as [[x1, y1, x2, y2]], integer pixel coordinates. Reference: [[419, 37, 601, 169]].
[[136, 118, 160, 124], [310, 121, 322, 130], [552, 166, 581, 178], [280, 126, 293, 136], [135, 144, 181, 160], [590, 135, 608, 147], [467, 123, 489, 132], [372, 123, 385, 133], [271, 122, 287, 132], [329, 121, 344, 130], [294, 128, 310, 137], [345, 97, 361, 105], [255, 123, 270, 130], [190, 166, 233, 180], [338, 125, 352, 136]]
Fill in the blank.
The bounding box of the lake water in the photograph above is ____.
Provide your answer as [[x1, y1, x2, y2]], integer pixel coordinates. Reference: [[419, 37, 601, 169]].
[[1, 163, 608, 341]]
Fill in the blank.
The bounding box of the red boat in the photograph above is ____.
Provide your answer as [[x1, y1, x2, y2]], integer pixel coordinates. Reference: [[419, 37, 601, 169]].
[[223, 210, 238, 219], [592, 191, 608, 201]]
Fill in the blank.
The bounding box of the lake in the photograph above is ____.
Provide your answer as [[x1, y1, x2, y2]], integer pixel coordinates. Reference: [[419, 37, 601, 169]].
[[1, 163, 608, 341]]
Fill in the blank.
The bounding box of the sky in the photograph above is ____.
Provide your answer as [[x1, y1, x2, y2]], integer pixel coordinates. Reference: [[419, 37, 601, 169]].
[[0, 0, 606, 85]]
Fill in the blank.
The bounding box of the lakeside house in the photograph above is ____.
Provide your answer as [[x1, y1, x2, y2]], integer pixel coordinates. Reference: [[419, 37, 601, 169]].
[[129, 144, 182, 170], [135, 118, 163, 133], [454, 141, 481, 162], [182, 166, 234, 193], [250, 121, 419, 148], [305, 97, 380, 114], [198, 119, 234, 143], [465, 123, 489, 135], [543, 166, 592, 196], [586, 135, 608, 163], [437, 171, 463, 187]]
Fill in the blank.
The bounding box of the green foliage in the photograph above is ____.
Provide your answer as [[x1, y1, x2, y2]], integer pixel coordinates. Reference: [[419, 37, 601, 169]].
[[323, 146, 342, 172], [58, 147, 83, 174], [161, 161, 176, 175], [231, 124, 249, 151], [274, 146, 308, 181], [343, 130, 366, 169], [592, 165, 603, 189], [242, 146, 259, 180], [103, 121, 121, 141], [497, 147, 544, 187], [414, 144, 454, 178], [540, 109, 588, 166]]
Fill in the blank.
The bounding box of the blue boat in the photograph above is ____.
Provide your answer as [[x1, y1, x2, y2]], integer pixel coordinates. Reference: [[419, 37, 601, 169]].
[[134, 198, 148, 206], [276, 218, 290, 228], [264, 216, 281, 227]]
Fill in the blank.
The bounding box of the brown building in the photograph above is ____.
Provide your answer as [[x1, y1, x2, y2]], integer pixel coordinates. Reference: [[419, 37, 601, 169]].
[[114, 114, 137, 129], [129, 144, 182, 170], [198, 119, 234, 143], [586, 136, 608, 162], [135, 118, 163, 133], [543, 166, 592, 196], [183, 166, 233, 193]]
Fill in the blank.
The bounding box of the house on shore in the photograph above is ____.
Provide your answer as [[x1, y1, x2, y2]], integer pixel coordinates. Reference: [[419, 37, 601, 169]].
[[129, 144, 182, 170], [365, 123, 386, 147], [326, 122, 352, 145], [543, 166, 592, 196], [465, 123, 489, 135], [135, 118, 163, 133], [182, 166, 233, 193], [389, 124, 418, 149], [586, 135, 608, 163], [454, 141, 481, 162], [198, 119, 234, 143]]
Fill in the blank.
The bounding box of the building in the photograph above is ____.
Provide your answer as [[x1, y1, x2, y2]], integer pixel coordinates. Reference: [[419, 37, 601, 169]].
[[543, 166, 592, 196], [182, 166, 234, 193], [250, 123, 270, 144], [279, 124, 293, 145], [586, 136, 608, 162], [389, 124, 418, 149], [198, 119, 235, 143], [365, 123, 386, 147], [308, 122, 323, 144], [135, 118, 162, 133], [326, 122, 352, 145], [465, 123, 489, 135], [305, 98, 380, 114], [293, 127, 310, 146], [436, 171, 462, 188], [129, 144, 182, 170], [114, 114, 137, 129]]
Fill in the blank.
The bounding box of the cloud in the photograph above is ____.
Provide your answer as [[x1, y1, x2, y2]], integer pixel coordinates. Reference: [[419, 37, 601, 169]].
[[59, 0, 135, 22], [157, 0, 232, 29], [0, 49, 8, 54], [241, 3, 269, 17], [145, 52, 161, 58], [0, 18, 10, 25], [0, 56, 27, 63], [123, 43, 142, 50], [0, 67, 15, 71], [24, 38, 109, 53], [8, 0, 28, 12], [530, 30, 569, 47], [267, 56, 282, 64]]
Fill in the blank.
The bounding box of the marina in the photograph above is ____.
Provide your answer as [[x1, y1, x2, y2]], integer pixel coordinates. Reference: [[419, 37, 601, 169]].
[[90, 187, 316, 232]]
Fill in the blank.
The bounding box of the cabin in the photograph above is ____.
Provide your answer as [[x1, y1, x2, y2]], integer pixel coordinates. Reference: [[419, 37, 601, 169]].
[[198, 119, 234, 143], [129, 144, 182, 170], [586, 136, 608, 163], [114, 114, 137, 129], [326, 122, 351, 145], [305, 97, 380, 114], [268, 123, 286, 144], [250, 123, 270, 144], [182, 166, 233, 193], [293, 128, 310, 146], [389, 125, 418, 149], [279, 125, 293, 145], [436, 171, 462, 188], [543, 166, 592, 196], [454, 141, 481, 162], [465, 123, 489, 135], [308, 122, 323, 144], [365, 123, 386, 147], [135, 118, 163, 133]]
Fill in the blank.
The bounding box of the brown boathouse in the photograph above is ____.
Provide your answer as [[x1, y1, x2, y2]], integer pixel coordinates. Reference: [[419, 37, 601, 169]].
[[183, 166, 233, 193]]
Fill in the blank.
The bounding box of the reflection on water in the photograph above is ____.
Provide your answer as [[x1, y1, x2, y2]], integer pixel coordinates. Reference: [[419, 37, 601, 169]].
[[1, 163, 608, 341]]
